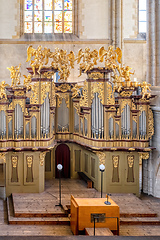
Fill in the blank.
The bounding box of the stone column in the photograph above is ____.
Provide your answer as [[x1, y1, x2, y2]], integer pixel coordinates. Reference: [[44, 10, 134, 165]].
[[109, 0, 122, 49], [147, 0, 160, 86], [146, 0, 160, 198]]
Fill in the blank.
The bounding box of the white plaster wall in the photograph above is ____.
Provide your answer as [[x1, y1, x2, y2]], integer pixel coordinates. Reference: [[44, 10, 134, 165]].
[[123, 0, 138, 39], [81, 0, 109, 39], [123, 41, 147, 82], [0, 0, 17, 39]]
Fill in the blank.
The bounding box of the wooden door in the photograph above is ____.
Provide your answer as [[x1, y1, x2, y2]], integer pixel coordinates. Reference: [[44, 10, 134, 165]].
[[55, 144, 70, 178]]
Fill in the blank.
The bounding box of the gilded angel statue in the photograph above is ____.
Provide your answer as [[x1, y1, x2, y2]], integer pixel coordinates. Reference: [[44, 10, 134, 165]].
[[23, 74, 32, 90], [99, 45, 120, 71], [7, 64, 21, 87], [77, 48, 98, 76], [50, 47, 60, 69], [121, 66, 134, 82], [68, 51, 75, 69], [140, 81, 151, 99], [0, 81, 9, 99], [26, 45, 45, 75], [58, 65, 70, 82], [115, 47, 122, 64]]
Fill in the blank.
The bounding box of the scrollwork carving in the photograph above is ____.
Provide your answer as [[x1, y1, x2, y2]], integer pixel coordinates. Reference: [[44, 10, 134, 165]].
[[96, 152, 106, 165], [39, 152, 47, 166], [27, 156, 33, 168], [0, 153, 7, 163], [148, 106, 154, 139]]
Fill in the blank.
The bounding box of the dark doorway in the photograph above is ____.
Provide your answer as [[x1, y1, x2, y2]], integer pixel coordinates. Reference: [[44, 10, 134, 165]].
[[55, 144, 70, 178]]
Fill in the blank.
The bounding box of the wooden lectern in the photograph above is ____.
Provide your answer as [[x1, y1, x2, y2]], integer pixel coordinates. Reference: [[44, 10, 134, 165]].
[[70, 195, 120, 235]]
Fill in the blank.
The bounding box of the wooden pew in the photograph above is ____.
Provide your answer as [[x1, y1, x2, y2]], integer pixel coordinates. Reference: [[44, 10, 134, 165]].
[[78, 172, 93, 188]]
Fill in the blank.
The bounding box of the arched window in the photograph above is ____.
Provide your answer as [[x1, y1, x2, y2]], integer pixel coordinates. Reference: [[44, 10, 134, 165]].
[[139, 0, 146, 33], [24, 0, 72, 33]]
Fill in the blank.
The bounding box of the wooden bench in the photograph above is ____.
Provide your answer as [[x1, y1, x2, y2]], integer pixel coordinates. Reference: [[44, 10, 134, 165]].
[[78, 172, 93, 188], [85, 228, 114, 236]]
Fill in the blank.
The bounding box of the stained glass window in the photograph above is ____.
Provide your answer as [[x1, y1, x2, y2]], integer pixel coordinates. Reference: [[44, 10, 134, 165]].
[[139, 0, 146, 33], [24, 0, 72, 33]]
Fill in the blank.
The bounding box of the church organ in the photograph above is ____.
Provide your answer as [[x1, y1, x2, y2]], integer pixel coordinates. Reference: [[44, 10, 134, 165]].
[[0, 45, 155, 197]]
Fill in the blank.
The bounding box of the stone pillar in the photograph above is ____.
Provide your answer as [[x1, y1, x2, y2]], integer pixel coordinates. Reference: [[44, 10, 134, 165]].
[[146, 0, 160, 198], [109, 0, 122, 49], [144, 87, 160, 198], [147, 0, 160, 86]]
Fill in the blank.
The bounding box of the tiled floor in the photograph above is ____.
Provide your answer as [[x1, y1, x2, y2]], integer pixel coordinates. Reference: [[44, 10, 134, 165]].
[[0, 179, 160, 236]]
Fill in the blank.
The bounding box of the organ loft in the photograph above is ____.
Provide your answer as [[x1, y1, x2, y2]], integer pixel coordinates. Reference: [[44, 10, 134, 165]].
[[0, 45, 155, 197]]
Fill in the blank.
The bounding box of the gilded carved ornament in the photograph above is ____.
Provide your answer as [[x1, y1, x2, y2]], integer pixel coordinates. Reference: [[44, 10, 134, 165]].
[[113, 156, 119, 168], [139, 152, 150, 162], [88, 72, 103, 80], [148, 106, 154, 139], [14, 100, 25, 112], [128, 156, 134, 168], [120, 99, 131, 113], [41, 82, 50, 104], [57, 93, 69, 108], [11, 156, 18, 168], [50, 82, 56, 107], [14, 91, 24, 97], [8, 116, 12, 123], [132, 102, 137, 123], [73, 102, 80, 115], [7, 64, 21, 87], [140, 81, 151, 99], [108, 108, 116, 119], [106, 82, 115, 105], [0, 81, 9, 100], [27, 156, 33, 168], [71, 84, 82, 99], [30, 82, 39, 104], [0, 153, 7, 163], [23, 74, 32, 90], [111, 148, 117, 151], [84, 114, 89, 121], [80, 81, 88, 107], [26, 46, 75, 82], [39, 152, 47, 166], [43, 71, 55, 79], [77, 48, 98, 76], [91, 82, 104, 105], [31, 112, 37, 119], [128, 148, 135, 151], [0, 105, 7, 113], [96, 152, 106, 165], [55, 84, 71, 93], [120, 91, 133, 97], [139, 104, 147, 114]]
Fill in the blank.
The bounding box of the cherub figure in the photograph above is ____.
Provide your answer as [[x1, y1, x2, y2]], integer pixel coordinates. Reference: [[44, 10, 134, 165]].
[[71, 84, 82, 98], [77, 48, 98, 76], [50, 48, 60, 69], [99, 45, 118, 71], [112, 74, 123, 92], [121, 66, 134, 82], [26, 45, 44, 75], [0, 81, 8, 99], [59, 49, 68, 66], [68, 51, 75, 69], [140, 81, 151, 99], [58, 65, 70, 82], [7, 64, 21, 87], [23, 74, 32, 90]]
